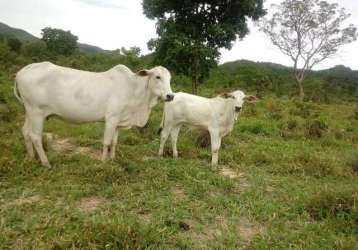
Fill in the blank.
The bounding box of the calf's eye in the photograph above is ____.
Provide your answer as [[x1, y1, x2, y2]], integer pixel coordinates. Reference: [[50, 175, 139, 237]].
[[156, 76, 161, 79]]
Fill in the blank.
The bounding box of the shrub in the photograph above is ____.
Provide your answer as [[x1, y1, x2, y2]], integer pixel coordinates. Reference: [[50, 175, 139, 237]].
[[266, 99, 283, 120], [305, 119, 328, 139]]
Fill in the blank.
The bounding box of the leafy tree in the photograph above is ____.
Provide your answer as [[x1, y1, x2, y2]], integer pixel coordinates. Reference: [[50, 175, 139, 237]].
[[7, 37, 22, 52], [121, 46, 141, 57], [143, 0, 266, 93], [41, 27, 78, 55], [258, 0, 357, 101]]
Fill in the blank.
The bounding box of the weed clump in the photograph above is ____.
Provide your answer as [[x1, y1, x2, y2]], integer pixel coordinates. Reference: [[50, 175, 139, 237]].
[[305, 190, 358, 225], [266, 99, 283, 120], [305, 119, 328, 139], [195, 131, 211, 148], [238, 120, 276, 136], [352, 155, 358, 175]]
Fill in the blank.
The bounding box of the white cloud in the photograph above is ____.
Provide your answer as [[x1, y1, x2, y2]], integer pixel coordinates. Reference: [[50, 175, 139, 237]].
[[73, 0, 129, 10]]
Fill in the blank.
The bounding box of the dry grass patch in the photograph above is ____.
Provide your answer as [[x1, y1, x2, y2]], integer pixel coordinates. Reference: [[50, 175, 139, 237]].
[[78, 196, 106, 212], [220, 167, 243, 179], [237, 217, 266, 244], [170, 186, 187, 200], [12, 194, 42, 206]]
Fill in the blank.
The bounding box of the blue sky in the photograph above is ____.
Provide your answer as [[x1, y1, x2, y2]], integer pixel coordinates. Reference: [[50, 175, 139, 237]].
[[0, 0, 357, 70]]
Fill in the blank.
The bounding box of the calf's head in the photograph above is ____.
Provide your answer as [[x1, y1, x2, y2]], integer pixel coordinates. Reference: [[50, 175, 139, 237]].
[[137, 66, 174, 102], [222, 90, 258, 113]]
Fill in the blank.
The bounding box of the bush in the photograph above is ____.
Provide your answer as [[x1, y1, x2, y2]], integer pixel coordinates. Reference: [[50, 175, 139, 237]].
[[266, 99, 283, 120], [305, 119, 328, 139]]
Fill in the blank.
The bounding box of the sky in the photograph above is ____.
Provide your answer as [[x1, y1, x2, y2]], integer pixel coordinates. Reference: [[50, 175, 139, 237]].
[[0, 0, 357, 70]]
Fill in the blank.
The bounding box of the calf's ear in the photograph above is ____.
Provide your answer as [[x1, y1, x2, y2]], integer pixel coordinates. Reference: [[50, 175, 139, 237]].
[[136, 69, 150, 76], [222, 93, 234, 99], [243, 95, 258, 102]]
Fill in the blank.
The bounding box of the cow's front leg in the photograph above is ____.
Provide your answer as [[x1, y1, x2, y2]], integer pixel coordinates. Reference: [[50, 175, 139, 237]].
[[102, 118, 118, 161], [209, 130, 222, 167], [109, 128, 119, 160]]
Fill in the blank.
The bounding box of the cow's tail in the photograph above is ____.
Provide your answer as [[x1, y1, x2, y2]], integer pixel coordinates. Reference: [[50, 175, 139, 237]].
[[157, 111, 165, 135], [14, 78, 23, 104]]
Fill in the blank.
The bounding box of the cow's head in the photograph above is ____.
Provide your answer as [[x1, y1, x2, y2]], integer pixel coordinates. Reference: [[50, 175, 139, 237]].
[[222, 90, 258, 113], [137, 66, 174, 102]]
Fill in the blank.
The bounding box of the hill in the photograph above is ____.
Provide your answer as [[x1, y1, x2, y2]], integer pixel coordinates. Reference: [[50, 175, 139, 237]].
[[0, 22, 39, 42], [221, 59, 358, 86], [0, 22, 104, 53]]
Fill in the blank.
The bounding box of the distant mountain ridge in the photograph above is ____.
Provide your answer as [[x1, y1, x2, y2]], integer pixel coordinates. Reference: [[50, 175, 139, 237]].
[[0, 22, 104, 53], [220, 59, 358, 87]]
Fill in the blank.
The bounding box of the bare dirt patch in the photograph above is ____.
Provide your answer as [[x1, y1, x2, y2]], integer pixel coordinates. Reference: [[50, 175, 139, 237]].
[[170, 186, 187, 200], [220, 167, 244, 179], [13, 194, 42, 206], [78, 197, 105, 212], [237, 217, 266, 244], [45, 133, 101, 160], [142, 156, 157, 161]]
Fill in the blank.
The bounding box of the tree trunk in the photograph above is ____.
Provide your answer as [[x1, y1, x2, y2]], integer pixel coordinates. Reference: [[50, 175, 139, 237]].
[[192, 80, 197, 94], [192, 53, 199, 94], [297, 79, 305, 101]]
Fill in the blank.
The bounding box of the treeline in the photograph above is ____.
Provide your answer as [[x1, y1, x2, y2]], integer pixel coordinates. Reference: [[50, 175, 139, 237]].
[[207, 60, 358, 103], [0, 34, 357, 104]]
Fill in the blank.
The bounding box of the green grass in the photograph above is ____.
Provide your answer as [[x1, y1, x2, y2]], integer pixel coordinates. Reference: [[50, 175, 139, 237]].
[[1, 76, 358, 249]]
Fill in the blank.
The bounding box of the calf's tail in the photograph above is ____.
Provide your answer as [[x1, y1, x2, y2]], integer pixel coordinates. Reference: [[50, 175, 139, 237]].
[[13, 78, 23, 104]]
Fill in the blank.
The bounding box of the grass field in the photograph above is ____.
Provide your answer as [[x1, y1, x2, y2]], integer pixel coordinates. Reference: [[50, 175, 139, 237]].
[[1, 73, 358, 249]]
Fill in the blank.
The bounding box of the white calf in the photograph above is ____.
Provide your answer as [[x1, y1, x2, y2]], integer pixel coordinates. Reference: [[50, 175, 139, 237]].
[[158, 90, 257, 166]]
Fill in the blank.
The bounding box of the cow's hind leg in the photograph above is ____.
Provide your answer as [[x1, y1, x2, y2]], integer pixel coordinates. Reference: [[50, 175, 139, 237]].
[[28, 111, 50, 167], [158, 124, 172, 157], [170, 125, 181, 158], [209, 130, 222, 167], [109, 127, 119, 160], [102, 118, 118, 161], [22, 116, 35, 159]]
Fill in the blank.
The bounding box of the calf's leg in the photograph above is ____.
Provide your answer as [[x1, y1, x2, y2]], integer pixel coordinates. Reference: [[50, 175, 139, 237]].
[[170, 125, 181, 158], [158, 125, 172, 157]]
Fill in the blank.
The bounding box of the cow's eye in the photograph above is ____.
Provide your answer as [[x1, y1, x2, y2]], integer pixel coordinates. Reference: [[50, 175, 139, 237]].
[[156, 76, 161, 80]]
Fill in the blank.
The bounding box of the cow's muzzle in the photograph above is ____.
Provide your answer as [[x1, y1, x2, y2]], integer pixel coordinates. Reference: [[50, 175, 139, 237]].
[[235, 106, 242, 112], [165, 94, 174, 102]]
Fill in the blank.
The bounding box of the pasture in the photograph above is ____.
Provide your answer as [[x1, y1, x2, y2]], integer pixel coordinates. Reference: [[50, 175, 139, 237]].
[[1, 71, 357, 249]]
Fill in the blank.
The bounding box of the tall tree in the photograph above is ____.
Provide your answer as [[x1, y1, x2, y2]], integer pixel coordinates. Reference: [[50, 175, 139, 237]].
[[258, 0, 357, 101], [143, 0, 266, 93], [41, 27, 78, 55]]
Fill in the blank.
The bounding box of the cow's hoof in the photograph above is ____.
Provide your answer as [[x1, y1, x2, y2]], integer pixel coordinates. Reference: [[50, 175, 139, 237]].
[[42, 162, 52, 168]]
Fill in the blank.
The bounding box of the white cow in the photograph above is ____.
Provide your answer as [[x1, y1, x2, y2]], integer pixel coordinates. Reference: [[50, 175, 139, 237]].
[[14, 62, 174, 167], [158, 90, 257, 166]]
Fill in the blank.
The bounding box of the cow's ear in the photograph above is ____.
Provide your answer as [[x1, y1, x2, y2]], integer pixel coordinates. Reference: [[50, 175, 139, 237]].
[[243, 95, 258, 102], [222, 93, 234, 99], [136, 69, 150, 76]]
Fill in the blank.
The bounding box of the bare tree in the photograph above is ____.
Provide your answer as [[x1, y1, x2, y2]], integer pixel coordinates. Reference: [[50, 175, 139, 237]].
[[258, 0, 357, 101]]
